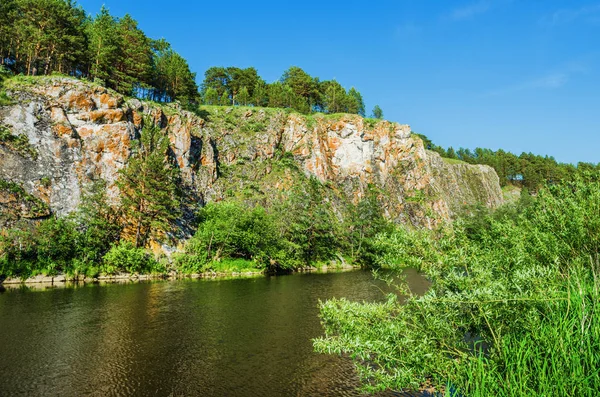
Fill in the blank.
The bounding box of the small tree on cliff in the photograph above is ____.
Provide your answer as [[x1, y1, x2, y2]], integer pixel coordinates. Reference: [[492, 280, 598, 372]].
[[372, 105, 383, 119], [117, 121, 180, 248]]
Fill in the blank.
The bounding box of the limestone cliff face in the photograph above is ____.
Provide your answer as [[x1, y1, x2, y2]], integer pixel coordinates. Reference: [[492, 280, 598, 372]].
[[0, 77, 503, 231]]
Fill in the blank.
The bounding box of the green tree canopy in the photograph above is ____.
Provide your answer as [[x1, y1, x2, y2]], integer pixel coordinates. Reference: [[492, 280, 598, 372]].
[[320, 80, 347, 114], [347, 87, 365, 116], [151, 41, 199, 102], [372, 105, 383, 119], [117, 120, 181, 248]]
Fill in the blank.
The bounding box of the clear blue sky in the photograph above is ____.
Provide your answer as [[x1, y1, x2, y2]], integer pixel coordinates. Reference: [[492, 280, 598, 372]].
[[78, 0, 599, 164]]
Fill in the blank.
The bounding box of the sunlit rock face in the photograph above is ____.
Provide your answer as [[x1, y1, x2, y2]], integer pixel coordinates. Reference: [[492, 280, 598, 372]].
[[0, 77, 503, 232]]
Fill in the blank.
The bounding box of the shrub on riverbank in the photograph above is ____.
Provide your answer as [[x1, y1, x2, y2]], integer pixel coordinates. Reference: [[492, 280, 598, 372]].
[[175, 182, 390, 273], [101, 241, 165, 275], [314, 174, 600, 396]]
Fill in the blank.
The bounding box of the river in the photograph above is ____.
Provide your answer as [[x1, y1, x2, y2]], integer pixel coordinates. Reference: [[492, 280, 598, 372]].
[[0, 270, 429, 396]]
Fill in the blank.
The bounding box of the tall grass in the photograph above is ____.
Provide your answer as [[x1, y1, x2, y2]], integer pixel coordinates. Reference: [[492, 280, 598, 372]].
[[315, 174, 600, 396], [453, 265, 600, 396]]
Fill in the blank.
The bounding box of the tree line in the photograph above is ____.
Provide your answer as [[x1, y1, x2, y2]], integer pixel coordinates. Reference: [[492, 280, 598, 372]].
[[199, 65, 383, 117], [0, 0, 199, 102], [416, 133, 599, 192], [0, 0, 383, 117]]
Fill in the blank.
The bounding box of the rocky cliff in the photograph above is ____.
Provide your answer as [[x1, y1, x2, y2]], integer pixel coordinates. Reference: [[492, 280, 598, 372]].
[[0, 77, 503, 234]]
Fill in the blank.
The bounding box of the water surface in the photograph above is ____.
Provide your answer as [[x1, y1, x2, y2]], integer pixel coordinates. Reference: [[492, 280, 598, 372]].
[[0, 270, 429, 396]]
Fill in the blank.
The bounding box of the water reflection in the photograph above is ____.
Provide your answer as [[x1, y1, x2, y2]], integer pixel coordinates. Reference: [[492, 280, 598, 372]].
[[0, 270, 429, 396]]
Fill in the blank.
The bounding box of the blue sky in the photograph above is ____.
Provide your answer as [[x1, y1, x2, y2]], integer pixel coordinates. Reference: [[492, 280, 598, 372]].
[[77, 0, 599, 164]]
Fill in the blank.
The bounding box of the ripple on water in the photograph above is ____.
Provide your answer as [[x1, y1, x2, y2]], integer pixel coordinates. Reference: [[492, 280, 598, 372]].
[[0, 270, 429, 396]]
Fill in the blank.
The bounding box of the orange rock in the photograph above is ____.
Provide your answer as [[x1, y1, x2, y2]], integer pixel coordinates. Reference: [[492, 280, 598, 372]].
[[99, 93, 119, 109], [132, 111, 143, 128], [86, 109, 125, 124], [52, 123, 73, 137], [68, 93, 95, 112]]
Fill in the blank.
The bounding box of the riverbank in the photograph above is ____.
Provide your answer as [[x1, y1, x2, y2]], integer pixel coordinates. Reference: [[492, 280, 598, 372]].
[[0, 264, 361, 289]]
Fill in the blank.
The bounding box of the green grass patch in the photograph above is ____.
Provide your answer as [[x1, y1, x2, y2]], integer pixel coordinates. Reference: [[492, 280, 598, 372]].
[[442, 157, 468, 165], [0, 124, 37, 159], [363, 117, 379, 129], [0, 90, 12, 106], [205, 258, 263, 273]]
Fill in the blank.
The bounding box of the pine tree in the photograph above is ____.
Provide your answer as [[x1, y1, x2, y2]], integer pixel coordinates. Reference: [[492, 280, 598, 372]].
[[152, 41, 198, 103], [204, 87, 219, 105], [347, 87, 365, 116], [280, 66, 319, 108], [220, 91, 230, 106], [0, 0, 17, 65], [321, 80, 347, 114], [282, 177, 338, 264], [10, 0, 86, 76], [113, 14, 153, 95], [252, 81, 268, 107], [268, 82, 286, 108], [236, 86, 250, 106], [117, 121, 180, 248], [371, 105, 383, 119], [87, 6, 119, 84]]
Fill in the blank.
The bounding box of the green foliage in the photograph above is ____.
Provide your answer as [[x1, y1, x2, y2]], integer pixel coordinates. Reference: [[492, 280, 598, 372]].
[[321, 80, 348, 114], [0, 2, 196, 104], [177, 201, 287, 272], [0, 124, 37, 158], [176, 176, 393, 272], [87, 6, 119, 85], [0, 65, 13, 105], [74, 180, 123, 263], [0, 217, 81, 277], [0, 226, 37, 277], [0, 178, 165, 279], [203, 87, 219, 105], [236, 86, 250, 106], [201, 66, 262, 106], [343, 186, 392, 266], [0, 91, 12, 106], [198, 64, 367, 116], [347, 87, 366, 116], [0, 179, 48, 216], [101, 241, 163, 274], [117, 120, 181, 248], [278, 178, 341, 265], [150, 39, 199, 102], [315, 175, 600, 395], [220, 90, 230, 106], [34, 217, 77, 274], [371, 105, 383, 119], [5, 0, 87, 76], [206, 258, 263, 273], [414, 133, 593, 192]]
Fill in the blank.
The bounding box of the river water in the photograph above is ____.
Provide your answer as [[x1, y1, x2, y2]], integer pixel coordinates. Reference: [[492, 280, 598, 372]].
[[0, 270, 429, 396]]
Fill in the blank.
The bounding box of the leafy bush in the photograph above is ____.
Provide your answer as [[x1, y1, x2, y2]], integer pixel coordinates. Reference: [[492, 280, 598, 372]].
[[34, 217, 78, 275], [315, 175, 600, 395], [178, 201, 283, 271], [101, 241, 163, 274], [0, 65, 12, 106]]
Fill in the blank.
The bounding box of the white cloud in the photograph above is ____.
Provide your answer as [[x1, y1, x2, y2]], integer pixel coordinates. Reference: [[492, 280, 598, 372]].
[[449, 0, 493, 21], [395, 22, 422, 39], [539, 4, 600, 26], [528, 73, 569, 89], [483, 64, 588, 97]]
